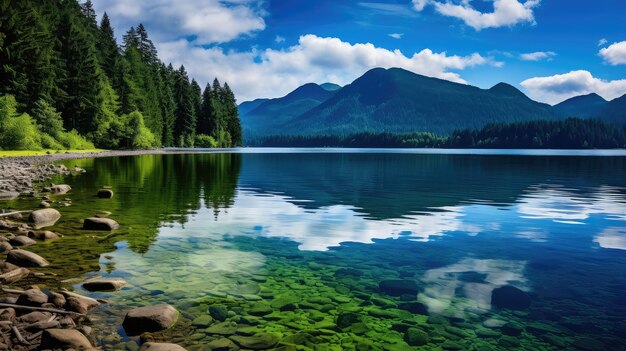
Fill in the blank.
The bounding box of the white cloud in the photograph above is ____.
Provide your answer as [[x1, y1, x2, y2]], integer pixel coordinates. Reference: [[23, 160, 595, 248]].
[[598, 38, 608, 47], [599, 41, 626, 65], [90, 0, 266, 44], [159, 35, 499, 101], [388, 33, 404, 39], [595, 227, 626, 251], [274, 35, 285, 43], [414, 0, 540, 30], [519, 51, 556, 61], [521, 70, 626, 104]]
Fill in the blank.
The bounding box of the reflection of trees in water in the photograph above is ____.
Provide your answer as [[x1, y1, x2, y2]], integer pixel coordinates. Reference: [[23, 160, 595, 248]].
[[238, 153, 626, 219], [78, 154, 241, 253]]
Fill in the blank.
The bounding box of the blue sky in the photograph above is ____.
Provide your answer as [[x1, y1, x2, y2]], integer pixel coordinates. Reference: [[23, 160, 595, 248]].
[[91, 0, 626, 103]]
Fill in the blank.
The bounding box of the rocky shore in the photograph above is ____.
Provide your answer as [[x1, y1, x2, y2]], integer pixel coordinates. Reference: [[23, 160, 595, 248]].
[[0, 150, 187, 350]]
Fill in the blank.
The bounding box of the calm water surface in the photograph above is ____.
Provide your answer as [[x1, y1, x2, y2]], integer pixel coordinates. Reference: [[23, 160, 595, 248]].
[[18, 150, 626, 350]]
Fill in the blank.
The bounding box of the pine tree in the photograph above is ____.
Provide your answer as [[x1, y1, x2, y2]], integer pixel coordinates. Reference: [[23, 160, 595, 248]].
[[198, 83, 214, 135], [223, 83, 242, 146], [97, 13, 119, 80], [136, 24, 158, 64], [173, 66, 195, 146]]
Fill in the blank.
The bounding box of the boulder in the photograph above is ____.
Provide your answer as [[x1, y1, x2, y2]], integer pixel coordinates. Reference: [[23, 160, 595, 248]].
[[17, 311, 52, 324], [27, 230, 61, 240], [209, 305, 229, 321], [404, 327, 429, 346], [123, 304, 178, 336], [61, 290, 100, 314], [0, 308, 15, 322], [16, 288, 48, 307], [379, 279, 419, 296], [49, 291, 66, 308], [205, 338, 238, 351], [0, 192, 19, 200], [139, 342, 187, 351], [40, 329, 94, 350], [9, 235, 36, 247], [39, 201, 51, 208], [82, 277, 127, 291], [97, 189, 114, 198], [28, 208, 61, 229], [0, 267, 29, 284], [6, 249, 50, 267], [49, 184, 72, 194], [491, 285, 531, 310], [83, 217, 119, 231], [229, 334, 279, 350], [0, 261, 20, 273], [0, 241, 12, 253]]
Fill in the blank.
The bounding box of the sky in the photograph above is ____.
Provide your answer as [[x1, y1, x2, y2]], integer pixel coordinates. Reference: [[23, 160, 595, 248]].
[[90, 0, 626, 104]]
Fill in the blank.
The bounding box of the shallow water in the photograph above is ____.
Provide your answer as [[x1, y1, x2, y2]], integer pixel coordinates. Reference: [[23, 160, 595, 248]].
[[10, 150, 626, 350]]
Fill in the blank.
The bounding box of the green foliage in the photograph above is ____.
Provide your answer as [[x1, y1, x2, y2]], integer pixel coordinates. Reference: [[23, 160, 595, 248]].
[[195, 134, 218, 148], [0, 111, 42, 150], [128, 111, 158, 149], [56, 129, 95, 150], [0, 1, 241, 150]]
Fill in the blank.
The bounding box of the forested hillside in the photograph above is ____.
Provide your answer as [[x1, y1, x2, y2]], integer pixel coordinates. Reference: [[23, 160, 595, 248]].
[[0, 0, 241, 150]]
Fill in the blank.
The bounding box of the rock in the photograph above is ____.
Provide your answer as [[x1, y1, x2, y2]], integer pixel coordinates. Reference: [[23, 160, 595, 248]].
[[0, 192, 19, 200], [39, 201, 51, 208], [16, 288, 48, 307], [82, 277, 127, 291], [6, 249, 50, 267], [123, 304, 178, 336], [95, 210, 112, 218], [0, 308, 15, 322], [491, 285, 531, 310], [40, 329, 94, 350], [27, 230, 61, 240], [17, 311, 52, 324], [205, 321, 238, 335], [398, 302, 429, 315], [205, 337, 238, 351], [0, 267, 29, 284], [336, 312, 361, 329], [0, 261, 20, 273], [61, 290, 100, 313], [139, 342, 187, 351], [49, 184, 72, 194], [502, 321, 524, 336], [28, 208, 61, 229], [248, 302, 272, 316], [378, 279, 419, 296], [191, 314, 214, 327], [209, 305, 229, 321], [0, 241, 12, 253], [83, 217, 119, 231], [229, 334, 279, 350], [49, 291, 66, 308], [404, 327, 429, 346], [97, 189, 114, 198], [9, 235, 36, 247]]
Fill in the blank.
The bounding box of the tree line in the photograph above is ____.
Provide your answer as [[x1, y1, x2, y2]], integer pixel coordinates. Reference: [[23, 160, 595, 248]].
[[0, 0, 241, 150], [254, 119, 626, 149]]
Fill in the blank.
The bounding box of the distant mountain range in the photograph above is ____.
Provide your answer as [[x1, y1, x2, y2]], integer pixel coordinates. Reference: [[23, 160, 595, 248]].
[[239, 67, 626, 140]]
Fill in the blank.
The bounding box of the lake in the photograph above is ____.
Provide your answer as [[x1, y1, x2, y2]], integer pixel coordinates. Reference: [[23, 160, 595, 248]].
[[19, 149, 626, 350]]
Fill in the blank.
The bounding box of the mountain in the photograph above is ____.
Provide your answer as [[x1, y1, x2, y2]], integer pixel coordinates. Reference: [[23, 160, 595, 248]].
[[320, 83, 342, 92], [603, 94, 626, 124], [240, 83, 338, 136], [277, 68, 558, 136], [554, 93, 608, 118], [238, 98, 270, 116]]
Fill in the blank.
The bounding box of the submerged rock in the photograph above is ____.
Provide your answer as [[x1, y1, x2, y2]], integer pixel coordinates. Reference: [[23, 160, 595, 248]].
[[0, 192, 19, 200], [82, 277, 127, 291], [139, 342, 187, 351], [6, 249, 50, 267], [404, 327, 429, 346], [83, 217, 119, 231], [49, 184, 72, 194], [229, 334, 279, 350], [27, 230, 61, 240], [123, 304, 178, 335], [209, 305, 229, 321], [491, 285, 531, 310], [336, 312, 361, 329], [0, 267, 30, 284], [97, 189, 114, 198], [40, 329, 94, 350], [61, 290, 100, 314], [9, 235, 36, 247], [28, 208, 61, 229], [378, 279, 419, 296]]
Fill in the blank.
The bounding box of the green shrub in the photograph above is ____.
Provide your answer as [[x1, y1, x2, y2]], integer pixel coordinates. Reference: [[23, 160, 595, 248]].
[[40, 133, 64, 149], [0, 113, 43, 150], [133, 126, 157, 149], [195, 134, 218, 148], [57, 130, 95, 150]]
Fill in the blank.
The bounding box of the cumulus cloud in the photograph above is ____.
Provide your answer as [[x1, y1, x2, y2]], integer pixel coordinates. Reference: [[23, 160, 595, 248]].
[[414, 0, 540, 30], [521, 70, 626, 104], [90, 0, 266, 44], [598, 38, 608, 47], [388, 33, 404, 39], [159, 35, 499, 101], [519, 51, 556, 61], [599, 41, 626, 65]]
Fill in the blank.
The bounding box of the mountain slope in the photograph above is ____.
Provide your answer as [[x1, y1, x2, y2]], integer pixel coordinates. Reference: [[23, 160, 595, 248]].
[[278, 68, 558, 136], [241, 83, 338, 136], [239, 98, 270, 116], [554, 93, 608, 118], [603, 94, 626, 124]]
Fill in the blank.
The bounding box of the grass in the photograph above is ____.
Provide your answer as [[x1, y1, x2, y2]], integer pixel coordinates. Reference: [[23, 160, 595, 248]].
[[0, 149, 106, 158]]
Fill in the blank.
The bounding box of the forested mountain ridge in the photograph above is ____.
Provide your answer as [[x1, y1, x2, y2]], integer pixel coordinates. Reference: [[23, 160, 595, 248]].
[[0, 0, 241, 150], [240, 68, 560, 139]]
